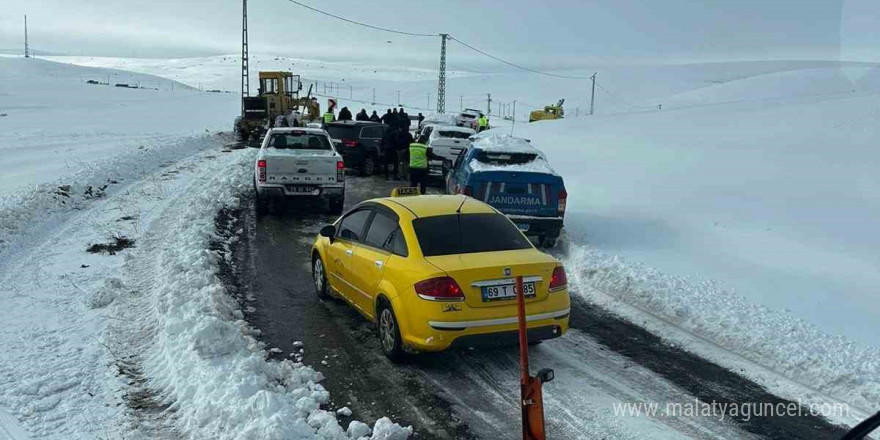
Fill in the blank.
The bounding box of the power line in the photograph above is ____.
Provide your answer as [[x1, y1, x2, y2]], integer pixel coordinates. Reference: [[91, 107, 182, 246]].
[[448, 36, 591, 80], [282, 0, 435, 37], [595, 81, 646, 109]]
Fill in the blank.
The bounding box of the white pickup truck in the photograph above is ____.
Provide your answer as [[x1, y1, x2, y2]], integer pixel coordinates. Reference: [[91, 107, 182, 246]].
[[253, 128, 346, 214]]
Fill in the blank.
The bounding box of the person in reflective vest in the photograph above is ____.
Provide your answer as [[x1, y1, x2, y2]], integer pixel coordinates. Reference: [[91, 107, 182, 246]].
[[323, 109, 335, 125], [402, 135, 439, 194], [477, 114, 489, 132]]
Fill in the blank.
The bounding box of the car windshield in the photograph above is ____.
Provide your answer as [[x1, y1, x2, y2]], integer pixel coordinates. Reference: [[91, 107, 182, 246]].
[[473, 150, 537, 166], [437, 130, 472, 139], [267, 133, 332, 150], [412, 213, 532, 256]]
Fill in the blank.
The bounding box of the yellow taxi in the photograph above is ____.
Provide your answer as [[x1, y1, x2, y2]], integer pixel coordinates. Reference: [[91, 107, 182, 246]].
[[310, 188, 570, 360]]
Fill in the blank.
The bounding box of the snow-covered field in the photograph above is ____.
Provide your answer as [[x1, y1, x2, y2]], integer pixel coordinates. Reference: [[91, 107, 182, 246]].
[[512, 64, 880, 414], [4, 53, 879, 437], [0, 57, 410, 439]]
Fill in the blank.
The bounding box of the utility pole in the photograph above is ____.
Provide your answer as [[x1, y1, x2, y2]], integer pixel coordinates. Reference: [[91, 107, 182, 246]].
[[487, 93, 492, 116], [511, 100, 516, 135], [240, 0, 249, 115], [427, 92, 431, 110], [396, 91, 400, 106], [371, 88, 376, 105], [460, 96, 463, 111], [589, 72, 597, 116], [24, 15, 30, 58], [437, 33, 449, 113]]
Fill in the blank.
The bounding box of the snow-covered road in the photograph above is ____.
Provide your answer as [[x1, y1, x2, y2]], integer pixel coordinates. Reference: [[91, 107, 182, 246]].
[[230, 176, 850, 440]]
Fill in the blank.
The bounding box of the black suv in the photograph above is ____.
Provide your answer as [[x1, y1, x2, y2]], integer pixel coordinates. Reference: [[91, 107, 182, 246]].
[[325, 121, 388, 176]]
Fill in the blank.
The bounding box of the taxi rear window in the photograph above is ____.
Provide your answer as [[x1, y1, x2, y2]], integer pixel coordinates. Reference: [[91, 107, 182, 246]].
[[412, 213, 531, 256]]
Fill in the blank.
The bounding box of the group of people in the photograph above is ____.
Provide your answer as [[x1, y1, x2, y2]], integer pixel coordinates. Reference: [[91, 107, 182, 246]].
[[320, 105, 435, 193], [322, 106, 425, 129]]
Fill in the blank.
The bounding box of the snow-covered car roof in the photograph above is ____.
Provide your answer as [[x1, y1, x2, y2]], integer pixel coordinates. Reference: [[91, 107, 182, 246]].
[[468, 157, 559, 176], [268, 127, 328, 135], [432, 126, 476, 135], [467, 134, 559, 176], [421, 113, 458, 126], [470, 133, 539, 154]]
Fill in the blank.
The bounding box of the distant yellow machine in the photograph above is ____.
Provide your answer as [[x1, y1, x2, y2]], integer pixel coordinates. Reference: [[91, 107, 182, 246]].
[[235, 71, 321, 141], [528, 99, 565, 122], [310, 190, 570, 360]]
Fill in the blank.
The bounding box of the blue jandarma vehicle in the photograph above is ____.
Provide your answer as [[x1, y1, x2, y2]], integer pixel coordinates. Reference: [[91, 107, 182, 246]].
[[444, 134, 567, 247]]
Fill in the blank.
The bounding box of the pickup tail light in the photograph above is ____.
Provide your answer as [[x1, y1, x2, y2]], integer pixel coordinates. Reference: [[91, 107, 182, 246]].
[[415, 277, 464, 301], [257, 159, 267, 183], [558, 188, 567, 216], [549, 266, 567, 292], [336, 161, 345, 182], [342, 139, 357, 148]]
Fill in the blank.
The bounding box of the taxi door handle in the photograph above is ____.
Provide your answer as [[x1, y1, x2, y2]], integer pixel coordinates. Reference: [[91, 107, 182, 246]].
[[374, 260, 384, 268], [345, 249, 353, 256]]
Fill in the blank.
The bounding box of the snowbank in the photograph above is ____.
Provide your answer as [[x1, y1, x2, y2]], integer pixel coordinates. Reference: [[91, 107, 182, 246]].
[[0, 57, 410, 439], [104, 148, 411, 439], [514, 64, 880, 411]]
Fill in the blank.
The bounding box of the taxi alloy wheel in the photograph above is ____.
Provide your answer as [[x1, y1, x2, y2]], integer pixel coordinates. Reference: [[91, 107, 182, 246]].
[[313, 256, 329, 299], [378, 303, 402, 361]]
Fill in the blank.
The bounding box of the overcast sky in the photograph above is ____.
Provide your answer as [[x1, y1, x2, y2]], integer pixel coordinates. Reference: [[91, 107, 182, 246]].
[[1, 0, 878, 69]]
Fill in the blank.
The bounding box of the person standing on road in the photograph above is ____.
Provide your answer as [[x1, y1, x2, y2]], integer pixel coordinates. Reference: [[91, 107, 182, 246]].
[[399, 107, 410, 131], [338, 107, 353, 121], [381, 108, 394, 125], [356, 108, 369, 121], [322, 109, 335, 125], [477, 113, 489, 132], [403, 134, 439, 194], [380, 128, 399, 180], [417, 112, 425, 128], [370, 110, 381, 122]]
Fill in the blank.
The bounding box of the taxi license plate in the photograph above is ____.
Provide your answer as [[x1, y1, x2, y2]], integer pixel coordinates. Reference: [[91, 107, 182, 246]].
[[481, 281, 536, 302]]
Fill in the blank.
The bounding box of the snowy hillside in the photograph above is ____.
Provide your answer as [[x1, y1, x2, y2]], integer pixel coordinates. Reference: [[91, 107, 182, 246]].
[[513, 63, 880, 412], [0, 56, 238, 196]]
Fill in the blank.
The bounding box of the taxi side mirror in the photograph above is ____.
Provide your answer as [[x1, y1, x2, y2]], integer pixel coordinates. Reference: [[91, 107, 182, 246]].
[[320, 225, 336, 242]]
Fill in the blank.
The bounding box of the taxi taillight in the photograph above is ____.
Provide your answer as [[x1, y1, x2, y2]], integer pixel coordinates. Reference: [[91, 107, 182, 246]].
[[415, 277, 464, 301], [549, 266, 567, 292], [257, 160, 267, 183]]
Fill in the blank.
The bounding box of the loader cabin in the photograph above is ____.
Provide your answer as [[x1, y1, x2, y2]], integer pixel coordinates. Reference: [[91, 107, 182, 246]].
[[257, 71, 302, 115]]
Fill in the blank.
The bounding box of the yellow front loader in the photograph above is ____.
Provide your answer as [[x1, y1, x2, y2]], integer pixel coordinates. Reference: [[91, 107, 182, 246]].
[[234, 71, 321, 142], [528, 99, 565, 123]]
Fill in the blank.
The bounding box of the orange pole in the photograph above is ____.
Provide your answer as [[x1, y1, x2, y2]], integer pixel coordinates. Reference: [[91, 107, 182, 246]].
[[517, 276, 530, 385], [517, 275, 547, 440]]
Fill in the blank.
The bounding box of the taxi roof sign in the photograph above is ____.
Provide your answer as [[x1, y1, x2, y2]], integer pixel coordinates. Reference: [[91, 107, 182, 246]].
[[391, 187, 421, 197]]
